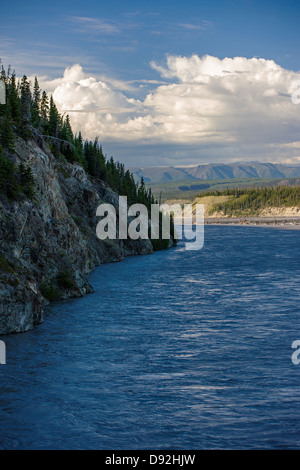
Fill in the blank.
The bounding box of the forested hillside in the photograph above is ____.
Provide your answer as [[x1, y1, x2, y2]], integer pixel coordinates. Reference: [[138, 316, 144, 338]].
[[0, 64, 176, 250], [0, 65, 155, 208], [0, 65, 175, 335], [203, 187, 300, 216]]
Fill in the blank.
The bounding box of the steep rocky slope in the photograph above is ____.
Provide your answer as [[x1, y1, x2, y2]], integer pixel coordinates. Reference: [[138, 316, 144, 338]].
[[0, 138, 153, 335]]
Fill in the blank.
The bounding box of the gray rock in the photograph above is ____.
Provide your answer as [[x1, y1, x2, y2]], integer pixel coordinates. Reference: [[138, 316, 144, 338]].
[[0, 138, 153, 335]]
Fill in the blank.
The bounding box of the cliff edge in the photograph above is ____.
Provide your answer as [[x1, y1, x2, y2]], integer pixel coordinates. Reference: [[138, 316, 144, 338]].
[[0, 138, 153, 335]]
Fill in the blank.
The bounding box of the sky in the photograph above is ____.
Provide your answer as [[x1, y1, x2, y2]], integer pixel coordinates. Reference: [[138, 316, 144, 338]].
[[1, 0, 300, 167]]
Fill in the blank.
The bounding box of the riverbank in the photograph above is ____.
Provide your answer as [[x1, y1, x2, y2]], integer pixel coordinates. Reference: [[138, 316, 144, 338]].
[[174, 215, 300, 229], [0, 138, 153, 335], [204, 216, 300, 229]]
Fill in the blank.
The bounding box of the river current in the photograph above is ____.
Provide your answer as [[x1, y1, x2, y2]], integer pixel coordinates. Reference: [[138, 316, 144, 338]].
[[0, 226, 300, 449]]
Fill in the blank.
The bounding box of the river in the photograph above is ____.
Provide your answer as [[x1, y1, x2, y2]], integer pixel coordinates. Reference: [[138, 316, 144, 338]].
[[0, 226, 300, 449]]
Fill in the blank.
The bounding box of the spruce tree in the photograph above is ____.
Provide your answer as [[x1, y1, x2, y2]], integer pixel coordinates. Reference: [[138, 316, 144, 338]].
[[7, 72, 21, 128], [40, 91, 49, 132], [19, 75, 32, 141], [0, 101, 15, 152], [24, 166, 35, 198], [48, 95, 60, 137], [0, 147, 18, 198], [0, 147, 9, 191], [74, 131, 86, 168], [31, 77, 41, 128], [18, 161, 35, 198], [62, 115, 73, 142]]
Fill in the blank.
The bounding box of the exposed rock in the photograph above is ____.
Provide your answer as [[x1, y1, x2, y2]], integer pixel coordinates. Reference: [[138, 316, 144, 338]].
[[0, 138, 153, 335], [259, 206, 300, 217]]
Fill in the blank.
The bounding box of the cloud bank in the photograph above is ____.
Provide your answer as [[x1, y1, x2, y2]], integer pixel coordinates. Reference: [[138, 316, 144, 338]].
[[41, 55, 300, 166]]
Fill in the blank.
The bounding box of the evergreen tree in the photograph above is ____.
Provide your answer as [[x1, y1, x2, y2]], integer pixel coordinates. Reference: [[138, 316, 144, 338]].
[[48, 95, 60, 137], [7, 72, 21, 127], [74, 131, 86, 168], [40, 91, 49, 131], [0, 101, 15, 152], [23, 166, 35, 198], [18, 161, 35, 198], [19, 75, 32, 140], [0, 60, 174, 249], [62, 114, 73, 141], [84, 138, 106, 178], [0, 146, 19, 198], [31, 77, 41, 128], [58, 114, 77, 161]]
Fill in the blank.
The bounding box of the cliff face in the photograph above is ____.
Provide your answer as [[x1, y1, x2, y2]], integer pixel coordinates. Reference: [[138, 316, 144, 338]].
[[0, 138, 153, 335]]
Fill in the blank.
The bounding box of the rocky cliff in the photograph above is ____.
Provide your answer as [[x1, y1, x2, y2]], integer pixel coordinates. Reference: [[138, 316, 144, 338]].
[[0, 138, 153, 335]]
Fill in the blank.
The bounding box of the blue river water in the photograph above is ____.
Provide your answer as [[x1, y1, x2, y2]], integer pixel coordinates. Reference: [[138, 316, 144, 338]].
[[0, 225, 300, 450]]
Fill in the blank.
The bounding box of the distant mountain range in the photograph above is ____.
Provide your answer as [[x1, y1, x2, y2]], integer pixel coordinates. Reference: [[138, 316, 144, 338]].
[[131, 162, 300, 183]]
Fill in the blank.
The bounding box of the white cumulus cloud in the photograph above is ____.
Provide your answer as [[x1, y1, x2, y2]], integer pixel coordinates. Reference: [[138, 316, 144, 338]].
[[41, 55, 300, 165]]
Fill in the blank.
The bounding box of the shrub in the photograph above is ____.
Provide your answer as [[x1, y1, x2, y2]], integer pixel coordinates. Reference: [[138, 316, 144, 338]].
[[56, 270, 76, 289], [40, 281, 60, 301]]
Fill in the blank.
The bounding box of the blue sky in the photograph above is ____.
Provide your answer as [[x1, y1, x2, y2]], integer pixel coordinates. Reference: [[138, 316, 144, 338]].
[[2, 0, 300, 166], [2, 0, 300, 78]]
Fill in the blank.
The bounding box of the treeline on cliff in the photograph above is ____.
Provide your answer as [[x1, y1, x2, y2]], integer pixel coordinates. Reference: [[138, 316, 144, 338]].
[[202, 187, 300, 215], [0, 66, 151, 204], [0, 64, 175, 250]]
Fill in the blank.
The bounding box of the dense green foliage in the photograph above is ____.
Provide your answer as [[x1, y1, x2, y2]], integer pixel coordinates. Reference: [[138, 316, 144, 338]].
[[0, 64, 174, 249], [0, 147, 35, 199], [0, 64, 152, 206], [202, 187, 300, 215], [56, 270, 76, 289], [40, 281, 60, 302]]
